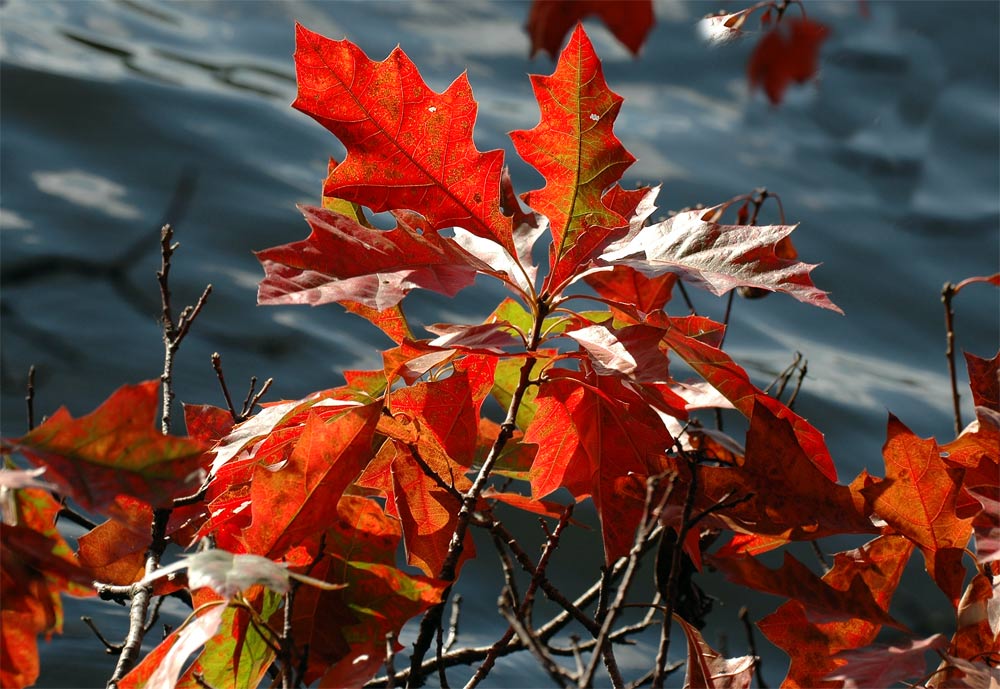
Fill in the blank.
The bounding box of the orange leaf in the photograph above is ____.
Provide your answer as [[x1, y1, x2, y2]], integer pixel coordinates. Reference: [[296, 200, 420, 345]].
[[758, 534, 915, 687], [862, 415, 975, 606], [510, 24, 634, 290], [291, 24, 513, 254], [243, 403, 381, 558], [11, 380, 208, 512]]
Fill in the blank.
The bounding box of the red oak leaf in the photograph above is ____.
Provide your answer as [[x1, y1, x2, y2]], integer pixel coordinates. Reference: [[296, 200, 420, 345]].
[[1, 489, 95, 689], [425, 321, 524, 354], [650, 311, 838, 480], [388, 366, 488, 471], [862, 415, 975, 606], [341, 301, 413, 344], [121, 587, 280, 689], [77, 494, 205, 587], [314, 556, 445, 688], [11, 380, 208, 512], [965, 350, 999, 411], [511, 24, 634, 290], [675, 615, 754, 688], [945, 573, 1000, 674], [602, 205, 842, 312], [118, 604, 228, 689], [712, 551, 901, 628], [524, 371, 672, 562], [243, 403, 381, 558], [257, 206, 494, 311], [526, 3, 655, 59], [382, 339, 456, 386], [827, 634, 949, 687], [748, 18, 829, 105], [390, 443, 474, 576], [758, 534, 915, 687], [968, 484, 1000, 566], [292, 24, 513, 253], [182, 403, 235, 445], [699, 400, 876, 541], [584, 264, 677, 316]]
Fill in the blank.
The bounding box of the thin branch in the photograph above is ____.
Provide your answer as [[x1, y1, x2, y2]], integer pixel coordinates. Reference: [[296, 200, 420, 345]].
[[498, 589, 569, 688], [676, 281, 696, 315], [142, 595, 167, 635], [738, 607, 768, 689], [57, 504, 99, 531], [368, 529, 664, 688], [786, 358, 808, 409], [651, 464, 698, 689], [942, 282, 962, 436], [25, 365, 36, 431], [82, 616, 124, 654], [407, 298, 551, 686], [211, 352, 240, 422], [810, 540, 831, 573], [243, 377, 273, 419], [466, 506, 575, 689], [436, 620, 451, 689], [385, 632, 397, 689], [443, 595, 462, 654], [108, 225, 211, 687], [581, 473, 675, 689]]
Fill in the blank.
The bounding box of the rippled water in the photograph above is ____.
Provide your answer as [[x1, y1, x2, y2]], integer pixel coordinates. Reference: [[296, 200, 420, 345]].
[[2, 1, 997, 687]]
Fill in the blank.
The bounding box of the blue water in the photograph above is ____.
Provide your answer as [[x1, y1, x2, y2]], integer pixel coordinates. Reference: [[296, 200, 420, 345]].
[[2, 1, 997, 687]]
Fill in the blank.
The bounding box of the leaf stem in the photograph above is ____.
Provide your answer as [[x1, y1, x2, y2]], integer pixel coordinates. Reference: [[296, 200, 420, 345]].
[[942, 281, 962, 436]]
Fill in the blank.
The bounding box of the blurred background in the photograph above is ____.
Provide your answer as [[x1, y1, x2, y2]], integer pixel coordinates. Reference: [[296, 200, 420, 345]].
[[2, 1, 997, 686]]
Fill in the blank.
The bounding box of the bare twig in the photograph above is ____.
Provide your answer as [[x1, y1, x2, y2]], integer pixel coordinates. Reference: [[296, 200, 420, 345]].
[[582, 473, 675, 689], [82, 616, 124, 654], [408, 299, 551, 686], [810, 540, 830, 573], [242, 376, 273, 419], [211, 352, 239, 422], [466, 506, 575, 689], [108, 225, 211, 687], [385, 632, 397, 689], [436, 620, 451, 689], [368, 530, 664, 688], [676, 281, 696, 315], [498, 589, 569, 688], [651, 465, 698, 689], [25, 365, 36, 431], [739, 607, 768, 689], [942, 282, 962, 436], [443, 595, 462, 653], [786, 357, 808, 409]]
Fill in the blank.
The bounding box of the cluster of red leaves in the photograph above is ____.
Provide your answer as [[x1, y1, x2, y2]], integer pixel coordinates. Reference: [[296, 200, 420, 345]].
[[2, 19, 997, 689], [526, 0, 829, 105]]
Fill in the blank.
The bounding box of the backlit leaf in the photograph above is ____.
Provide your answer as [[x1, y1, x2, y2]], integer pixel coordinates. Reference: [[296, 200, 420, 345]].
[[11, 380, 207, 512], [827, 634, 949, 688], [758, 535, 915, 687], [862, 415, 975, 606], [675, 614, 754, 688], [257, 206, 493, 311], [511, 24, 634, 290], [602, 206, 842, 313], [292, 24, 514, 253], [243, 403, 381, 557]]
